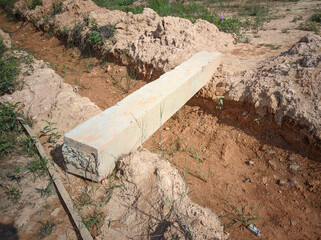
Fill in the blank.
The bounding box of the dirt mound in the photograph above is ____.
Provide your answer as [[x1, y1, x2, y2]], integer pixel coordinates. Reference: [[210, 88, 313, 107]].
[[97, 150, 229, 240], [0, 29, 101, 136], [0, 29, 11, 49], [14, 0, 233, 80], [197, 34, 321, 152]]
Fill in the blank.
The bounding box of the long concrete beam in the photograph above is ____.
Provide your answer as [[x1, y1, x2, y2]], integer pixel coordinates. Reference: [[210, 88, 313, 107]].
[[62, 51, 221, 181]]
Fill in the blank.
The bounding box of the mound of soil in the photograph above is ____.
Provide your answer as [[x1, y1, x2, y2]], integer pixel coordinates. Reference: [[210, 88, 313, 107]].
[[197, 34, 321, 155], [96, 150, 229, 239], [0, 29, 101, 135], [14, 0, 233, 80]]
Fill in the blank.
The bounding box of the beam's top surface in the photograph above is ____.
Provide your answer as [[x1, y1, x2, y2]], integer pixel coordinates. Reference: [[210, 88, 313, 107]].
[[65, 51, 220, 149]]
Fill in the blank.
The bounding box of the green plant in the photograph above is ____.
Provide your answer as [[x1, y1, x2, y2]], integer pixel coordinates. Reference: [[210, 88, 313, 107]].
[[216, 96, 224, 110], [0, 54, 20, 96], [259, 43, 280, 50], [292, 16, 302, 22], [0, 102, 23, 157], [27, 156, 48, 179], [83, 211, 105, 233], [36, 177, 54, 197], [254, 118, 261, 125], [222, 202, 261, 229], [299, 21, 320, 34], [0, 39, 4, 57], [28, 0, 42, 10], [87, 31, 102, 45], [311, 13, 321, 23], [5, 187, 21, 203], [79, 192, 92, 206], [0, 0, 19, 18], [189, 144, 207, 181], [41, 120, 61, 149], [58, 27, 69, 35], [39, 221, 55, 238], [20, 135, 37, 155], [52, 0, 62, 16]]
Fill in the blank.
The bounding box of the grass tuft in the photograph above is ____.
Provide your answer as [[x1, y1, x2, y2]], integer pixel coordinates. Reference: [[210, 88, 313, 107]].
[[39, 221, 55, 238], [0, 52, 20, 96]]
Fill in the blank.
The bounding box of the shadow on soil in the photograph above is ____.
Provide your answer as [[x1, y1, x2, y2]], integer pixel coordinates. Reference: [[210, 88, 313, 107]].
[[188, 97, 321, 162], [0, 223, 19, 240]]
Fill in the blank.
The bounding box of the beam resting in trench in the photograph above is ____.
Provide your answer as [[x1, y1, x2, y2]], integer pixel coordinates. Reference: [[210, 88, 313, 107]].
[[62, 51, 221, 181]]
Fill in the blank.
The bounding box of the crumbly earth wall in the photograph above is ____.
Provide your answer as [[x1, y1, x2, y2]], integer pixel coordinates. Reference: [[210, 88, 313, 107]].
[[13, 0, 233, 80], [0, 30, 101, 136], [198, 34, 321, 150]]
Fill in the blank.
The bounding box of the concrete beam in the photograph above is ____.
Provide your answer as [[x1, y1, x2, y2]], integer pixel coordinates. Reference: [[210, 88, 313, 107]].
[[62, 51, 221, 181]]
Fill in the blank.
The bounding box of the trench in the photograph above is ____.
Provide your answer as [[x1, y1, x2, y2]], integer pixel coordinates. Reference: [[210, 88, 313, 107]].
[[1, 11, 321, 240]]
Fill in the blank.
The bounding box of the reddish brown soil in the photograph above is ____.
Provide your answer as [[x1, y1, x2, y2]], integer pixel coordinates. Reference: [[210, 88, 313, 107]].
[[1, 9, 321, 240], [144, 102, 321, 240], [0, 11, 146, 110]]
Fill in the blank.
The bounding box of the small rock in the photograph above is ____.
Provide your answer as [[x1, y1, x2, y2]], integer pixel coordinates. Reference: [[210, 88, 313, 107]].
[[265, 149, 276, 155], [290, 219, 295, 226], [268, 160, 277, 170], [247, 160, 255, 166], [106, 65, 112, 72], [164, 127, 170, 131], [262, 176, 268, 185], [287, 155, 296, 162], [278, 179, 287, 186], [289, 164, 300, 173], [50, 208, 60, 217]]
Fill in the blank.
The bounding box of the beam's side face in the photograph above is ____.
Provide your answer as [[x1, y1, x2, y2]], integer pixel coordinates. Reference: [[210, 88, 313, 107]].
[[63, 51, 221, 181]]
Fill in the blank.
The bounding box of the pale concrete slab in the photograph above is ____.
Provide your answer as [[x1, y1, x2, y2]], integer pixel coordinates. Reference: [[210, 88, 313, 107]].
[[62, 51, 221, 181]]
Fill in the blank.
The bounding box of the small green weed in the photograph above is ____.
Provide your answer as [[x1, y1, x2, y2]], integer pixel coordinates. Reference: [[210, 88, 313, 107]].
[[281, 28, 290, 33], [189, 144, 207, 181], [0, 54, 20, 96], [0, 102, 23, 157], [20, 135, 37, 155], [292, 16, 302, 22], [0, 39, 4, 57], [299, 21, 320, 34], [28, 0, 42, 10], [41, 120, 61, 149], [216, 96, 224, 110], [5, 187, 21, 203], [79, 192, 92, 206], [83, 211, 105, 233], [254, 118, 261, 125], [39, 221, 55, 238], [36, 177, 54, 197], [222, 203, 261, 230], [87, 31, 102, 46], [52, 0, 62, 16], [27, 156, 48, 179], [311, 13, 321, 23], [259, 43, 280, 50], [0, 0, 19, 19]]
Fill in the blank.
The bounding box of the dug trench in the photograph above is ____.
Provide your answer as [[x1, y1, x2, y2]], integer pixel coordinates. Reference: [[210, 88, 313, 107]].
[[1, 11, 321, 240]]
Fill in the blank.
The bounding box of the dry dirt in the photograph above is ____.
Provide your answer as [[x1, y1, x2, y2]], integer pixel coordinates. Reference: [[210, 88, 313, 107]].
[[0, 0, 321, 239], [0, 140, 78, 240]]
